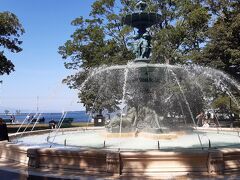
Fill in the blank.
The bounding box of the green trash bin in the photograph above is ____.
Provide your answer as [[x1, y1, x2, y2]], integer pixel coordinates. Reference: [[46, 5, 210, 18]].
[[94, 115, 105, 126]]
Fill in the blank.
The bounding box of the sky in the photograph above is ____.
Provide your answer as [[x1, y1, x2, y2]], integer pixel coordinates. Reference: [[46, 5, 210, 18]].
[[0, 0, 96, 113]]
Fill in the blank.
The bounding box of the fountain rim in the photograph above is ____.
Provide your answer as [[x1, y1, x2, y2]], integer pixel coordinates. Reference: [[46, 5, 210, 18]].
[[11, 127, 240, 151], [2, 132, 240, 179]]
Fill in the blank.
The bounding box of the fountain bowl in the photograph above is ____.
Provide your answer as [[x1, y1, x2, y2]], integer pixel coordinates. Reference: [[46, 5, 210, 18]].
[[122, 12, 161, 29], [1, 127, 240, 179]]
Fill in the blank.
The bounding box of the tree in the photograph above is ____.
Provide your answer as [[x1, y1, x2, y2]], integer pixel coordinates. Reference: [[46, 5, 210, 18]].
[[59, 0, 136, 113], [152, 0, 211, 64], [4, 109, 9, 115], [197, 1, 240, 80], [212, 95, 239, 114], [59, 0, 239, 114], [0, 12, 24, 75]]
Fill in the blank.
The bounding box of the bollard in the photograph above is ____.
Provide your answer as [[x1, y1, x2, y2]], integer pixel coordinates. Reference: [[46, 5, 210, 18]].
[[209, 139, 211, 149], [64, 139, 67, 146], [158, 141, 160, 150], [104, 140, 106, 148]]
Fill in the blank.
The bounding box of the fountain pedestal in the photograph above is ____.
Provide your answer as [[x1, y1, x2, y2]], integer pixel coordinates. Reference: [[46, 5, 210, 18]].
[[122, 0, 161, 63]]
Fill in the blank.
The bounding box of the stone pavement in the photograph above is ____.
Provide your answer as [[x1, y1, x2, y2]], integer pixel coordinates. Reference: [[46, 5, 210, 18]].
[[1, 158, 240, 180]]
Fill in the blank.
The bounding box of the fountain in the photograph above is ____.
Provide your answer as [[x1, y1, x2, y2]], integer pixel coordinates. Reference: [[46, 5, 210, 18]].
[[1, 0, 240, 179], [122, 0, 161, 62]]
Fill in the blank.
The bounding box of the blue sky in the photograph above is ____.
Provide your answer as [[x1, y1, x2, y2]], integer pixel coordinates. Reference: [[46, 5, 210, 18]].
[[0, 0, 95, 112]]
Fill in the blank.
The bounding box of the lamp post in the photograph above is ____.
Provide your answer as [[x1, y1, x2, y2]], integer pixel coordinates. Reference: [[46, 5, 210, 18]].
[[37, 96, 39, 112]]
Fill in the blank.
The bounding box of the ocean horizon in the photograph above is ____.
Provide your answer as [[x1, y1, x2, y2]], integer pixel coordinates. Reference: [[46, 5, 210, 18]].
[[0, 111, 91, 123]]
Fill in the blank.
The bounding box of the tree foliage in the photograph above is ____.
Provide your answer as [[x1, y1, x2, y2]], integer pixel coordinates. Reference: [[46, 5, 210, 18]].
[[59, 0, 135, 112], [59, 0, 240, 113], [198, 1, 240, 80], [0, 12, 24, 75]]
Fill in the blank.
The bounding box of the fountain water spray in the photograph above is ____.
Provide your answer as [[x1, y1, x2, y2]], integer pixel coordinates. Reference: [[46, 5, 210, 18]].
[[168, 68, 203, 149], [31, 113, 42, 132], [49, 111, 67, 148], [119, 66, 129, 136]]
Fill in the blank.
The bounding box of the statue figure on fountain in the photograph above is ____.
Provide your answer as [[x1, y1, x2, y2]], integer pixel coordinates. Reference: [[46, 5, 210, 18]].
[[133, 32, 152, 60], [106, 106, 165, 133], [106, 107, 137, 132], [139, 32, 151, 59], [136, 0, 147, 12], [133, 35, 140, 58]]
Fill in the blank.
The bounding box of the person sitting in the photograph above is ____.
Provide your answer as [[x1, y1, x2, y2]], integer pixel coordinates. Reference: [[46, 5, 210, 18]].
[[202, 121, 209, 128], [49, 120, 57, 129]]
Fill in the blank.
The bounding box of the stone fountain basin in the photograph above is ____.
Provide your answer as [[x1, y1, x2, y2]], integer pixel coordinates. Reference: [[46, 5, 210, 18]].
[[14, 127, 240, 150], [0, 127, 240, 178]]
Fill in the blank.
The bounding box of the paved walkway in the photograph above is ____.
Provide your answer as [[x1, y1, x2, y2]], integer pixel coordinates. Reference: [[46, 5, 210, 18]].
[[0, 158, 107, 180], [1, 158, 240, 180]]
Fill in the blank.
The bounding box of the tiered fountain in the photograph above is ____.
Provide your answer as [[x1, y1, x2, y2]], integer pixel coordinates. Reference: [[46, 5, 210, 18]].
[[0, 1, 240, 179]]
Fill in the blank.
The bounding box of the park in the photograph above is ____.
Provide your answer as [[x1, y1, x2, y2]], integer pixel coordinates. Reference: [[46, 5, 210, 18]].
[[0, 0, 240, 179]]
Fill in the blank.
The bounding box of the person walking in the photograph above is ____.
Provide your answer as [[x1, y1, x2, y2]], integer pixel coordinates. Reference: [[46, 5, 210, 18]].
[[196, 111, 205, 127]]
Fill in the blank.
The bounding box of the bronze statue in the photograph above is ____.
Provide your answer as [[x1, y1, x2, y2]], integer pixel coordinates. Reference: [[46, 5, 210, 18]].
[[122, 0, 161, 62]]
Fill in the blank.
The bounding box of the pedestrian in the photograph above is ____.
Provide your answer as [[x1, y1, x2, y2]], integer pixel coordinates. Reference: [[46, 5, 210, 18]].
[[213, 114, 220, 127], [202, 120, 209, 128], [0, 118, 9, 141], [26, 114, 31, 122], [196, 111, 205, 127], [207, 111, 211, 120], [10, 115, 15, 124]]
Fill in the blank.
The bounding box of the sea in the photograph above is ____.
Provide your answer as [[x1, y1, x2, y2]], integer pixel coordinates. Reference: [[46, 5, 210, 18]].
[[0, 111, 91, 124]]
